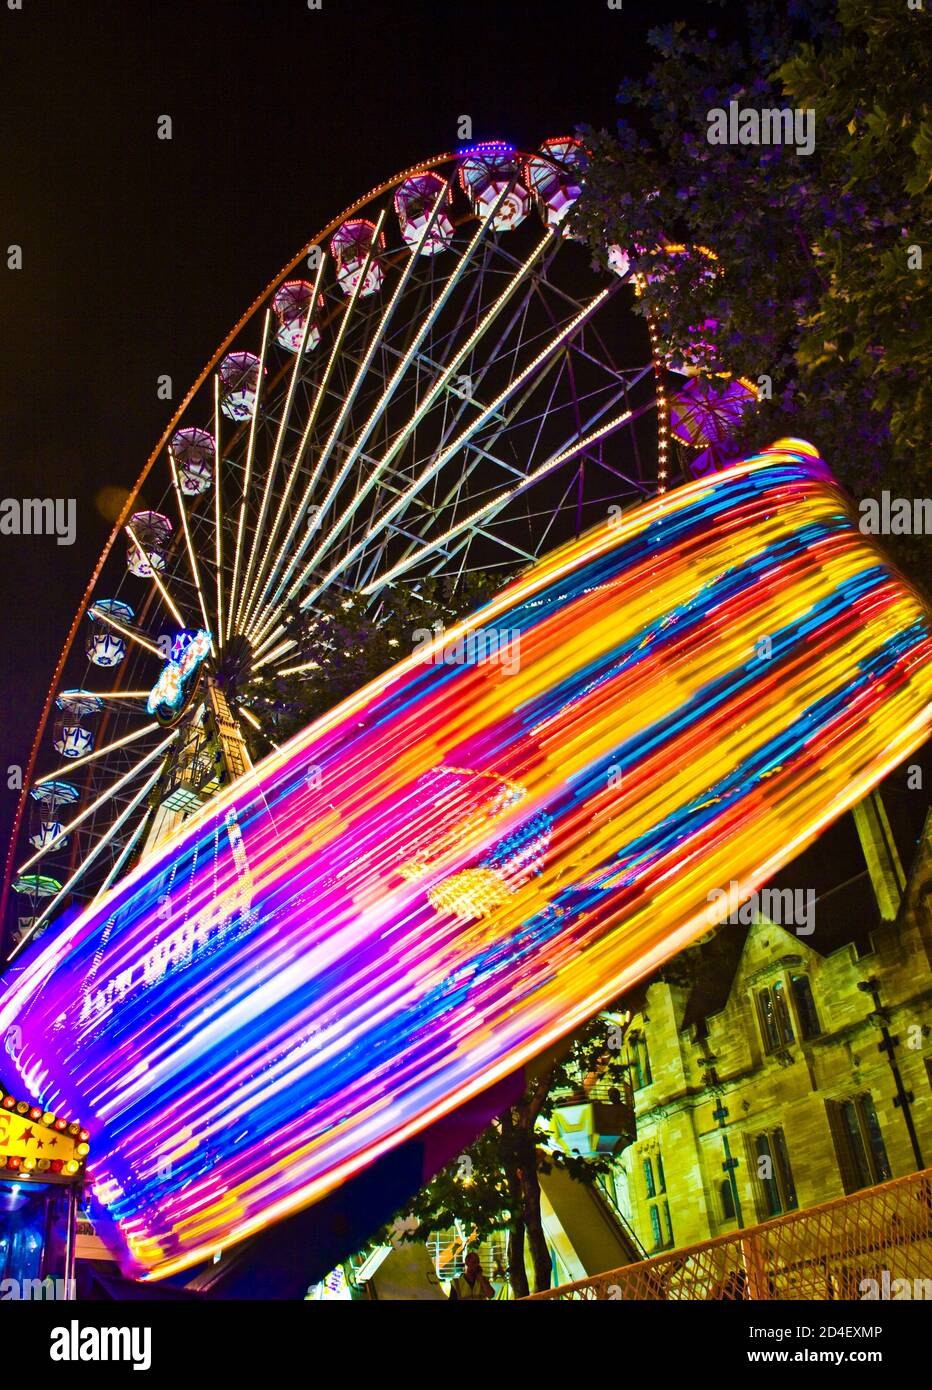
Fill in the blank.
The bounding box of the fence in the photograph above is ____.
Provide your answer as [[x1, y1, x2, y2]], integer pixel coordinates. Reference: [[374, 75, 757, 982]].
[[524, 1166, 932, 1299]]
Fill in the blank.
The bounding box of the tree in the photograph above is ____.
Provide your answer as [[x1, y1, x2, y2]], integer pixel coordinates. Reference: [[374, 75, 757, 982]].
[[572, 0, 930, 573], [777, 0, 931, 468], [384, 1011, 632, 1299]]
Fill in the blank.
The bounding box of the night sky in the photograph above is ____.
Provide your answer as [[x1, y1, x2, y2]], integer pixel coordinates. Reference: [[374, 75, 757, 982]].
[[0, 0, 701, 851], [1, 0, 926, 925]]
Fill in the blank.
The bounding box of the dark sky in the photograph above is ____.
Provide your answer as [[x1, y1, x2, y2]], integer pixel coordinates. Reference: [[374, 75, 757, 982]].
[[1, 0, 926, 924], [0, 0, 701, 856]]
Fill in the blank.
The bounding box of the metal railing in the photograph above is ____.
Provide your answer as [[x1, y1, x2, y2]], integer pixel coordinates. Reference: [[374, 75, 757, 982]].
[[524, 1166, 932, 1299], [594, 1176, 649, 1261], [428, 1229, 509, 1281]]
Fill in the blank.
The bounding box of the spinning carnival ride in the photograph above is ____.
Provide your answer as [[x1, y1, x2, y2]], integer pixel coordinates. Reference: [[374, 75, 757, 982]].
[[2, 442, 931, 1279], [2, 144, 929, 1283]]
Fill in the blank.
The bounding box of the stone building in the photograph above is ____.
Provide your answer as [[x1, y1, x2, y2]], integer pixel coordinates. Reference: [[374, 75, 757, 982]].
[[611, 790, 932, 1256]]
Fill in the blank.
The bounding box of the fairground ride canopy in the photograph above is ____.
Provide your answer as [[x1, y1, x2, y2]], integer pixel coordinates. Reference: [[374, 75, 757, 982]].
[[1, 441, 930, 1280]]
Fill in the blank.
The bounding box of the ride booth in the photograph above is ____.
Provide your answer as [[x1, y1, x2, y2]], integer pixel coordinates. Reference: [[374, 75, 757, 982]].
[[0, 1081, 89, 1299]]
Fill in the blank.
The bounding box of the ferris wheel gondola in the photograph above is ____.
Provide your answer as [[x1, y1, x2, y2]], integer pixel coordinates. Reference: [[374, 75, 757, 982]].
[[3, 138, 689, 955]]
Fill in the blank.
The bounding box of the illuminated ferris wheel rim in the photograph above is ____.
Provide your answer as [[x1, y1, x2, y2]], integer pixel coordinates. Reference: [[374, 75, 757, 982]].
[[3, 136, 678, 950]]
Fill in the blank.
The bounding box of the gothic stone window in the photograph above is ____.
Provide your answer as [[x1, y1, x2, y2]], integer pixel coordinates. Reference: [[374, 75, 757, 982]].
[[749, 1127, 798, 1219], [629, 1033, 653, 1089], [642, 1151, 673, 1251], [826, 1094, 892, 1193], [756, 982, 794, 1053]]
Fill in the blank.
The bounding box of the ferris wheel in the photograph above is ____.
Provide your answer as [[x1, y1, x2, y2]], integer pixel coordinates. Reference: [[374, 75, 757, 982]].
[[3, 138, 680, 955]]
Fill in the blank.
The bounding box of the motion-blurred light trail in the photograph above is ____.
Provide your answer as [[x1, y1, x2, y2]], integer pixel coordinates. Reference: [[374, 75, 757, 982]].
[[1, 441, 930, 1279]]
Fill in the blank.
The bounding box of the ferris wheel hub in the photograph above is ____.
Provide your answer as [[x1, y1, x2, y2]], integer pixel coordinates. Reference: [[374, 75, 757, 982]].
[[214, 633, 254, 699]]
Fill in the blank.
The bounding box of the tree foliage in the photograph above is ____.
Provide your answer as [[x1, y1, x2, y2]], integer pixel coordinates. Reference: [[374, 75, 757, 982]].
[[245, 572, 500, 748], [382, 1009, 631, 1299], [572, 0, 930, 570]]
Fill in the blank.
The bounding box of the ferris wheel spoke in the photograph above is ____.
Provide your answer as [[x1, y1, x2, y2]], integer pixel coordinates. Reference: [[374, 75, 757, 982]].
[[236, 704, 280, 752], [381, 346, 573, 574], [238, 209, 389, 636], [252, 638, 297, 670], [401, 246, 568, 491], [436, 331, 571, 488], [91, 804, 153, 903], [35, 721, 161, 787], [88, 605, 164, 660], [511, 349, 569, 478], [125, 523, 188, 629], [569, 337, 647, 389], [514, 465, 585, 561], [233, 256, 329, 638], [461, 522, 539, 566], [168, 451, 215, 650], [241, 196, 511, 639], [248, 227, 563, 643], [241, 186, 458, 634], [249, 623, 291, 662], [15, 729, 179, 876], [78, 691, 158, 701], [227, 310, 273, 641], [296, 282, 613, 615], [245, 195, 452, 636], [362, 402, 637, 596], [249, 213, 556, 637], [10, 761, 165, 959]]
